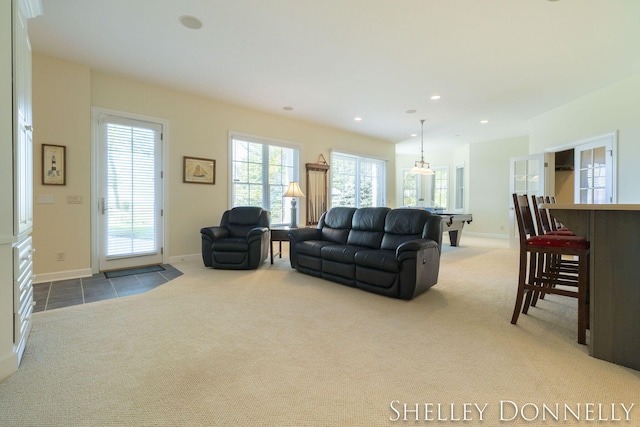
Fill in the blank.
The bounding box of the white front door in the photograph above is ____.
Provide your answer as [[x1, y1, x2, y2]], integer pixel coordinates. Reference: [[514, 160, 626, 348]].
[[95, 111, 164, 271]]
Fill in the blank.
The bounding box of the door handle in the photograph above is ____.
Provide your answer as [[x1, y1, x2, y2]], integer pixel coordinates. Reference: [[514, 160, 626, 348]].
[[101, 198, 108, 215]]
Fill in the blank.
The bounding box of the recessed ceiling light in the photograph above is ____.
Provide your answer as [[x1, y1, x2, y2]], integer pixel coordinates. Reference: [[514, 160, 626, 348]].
[[410, 133, 417, 137], [354, 117, 362, 121], [430, 95, 441, 100], [480, 120, 489, 124], [179, 15, 202, 30], [283, 106, 294, 111], [406, 109, 417, 114]]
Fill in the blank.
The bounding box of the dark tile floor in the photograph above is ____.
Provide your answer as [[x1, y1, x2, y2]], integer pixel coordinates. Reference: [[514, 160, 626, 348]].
[[32, 264, 183, 312]]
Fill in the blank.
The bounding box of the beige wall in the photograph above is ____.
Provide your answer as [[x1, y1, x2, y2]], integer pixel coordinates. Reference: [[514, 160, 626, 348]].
[[31, 53, 395, 278], [529, 72, 640, 203], [32, 54, 91, 277], [467, 136, 529, 237]]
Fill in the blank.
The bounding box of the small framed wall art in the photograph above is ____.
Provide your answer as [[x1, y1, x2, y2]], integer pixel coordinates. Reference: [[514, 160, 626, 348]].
[[183, 156, 215, 184], [42, 144, 66, 185]]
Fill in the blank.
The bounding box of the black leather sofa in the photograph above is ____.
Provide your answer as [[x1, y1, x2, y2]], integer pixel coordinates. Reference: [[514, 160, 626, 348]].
[[201, 207, 270, 270], [289, 207, 442, 299]]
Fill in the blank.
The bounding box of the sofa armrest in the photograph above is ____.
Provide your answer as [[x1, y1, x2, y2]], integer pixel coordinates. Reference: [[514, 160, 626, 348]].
[[200, 226, 230, 241], [396, 238, 441, 299], [423, 215, 443, 252], [289, 227, 321, 243], [397, 238, 437, 253], [396, 239, 439, 261], [247, 226, 269, 243]]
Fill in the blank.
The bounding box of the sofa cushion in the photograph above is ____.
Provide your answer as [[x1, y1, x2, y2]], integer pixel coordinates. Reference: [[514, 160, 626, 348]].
[[212, 237, 248, 252], [228, 206, 263, 225], [381, 209, 430, 250], [295, 240, 337, 257], [347, 207, 389, 249], [319, 207, 356, 244], [321, 244, 367, 263], [354, 249, 399, 273], [224, 207, 270, 238]]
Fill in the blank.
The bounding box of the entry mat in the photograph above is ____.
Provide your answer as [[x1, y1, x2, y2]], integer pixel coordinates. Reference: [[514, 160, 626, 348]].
[[104, 265, 165, 279]]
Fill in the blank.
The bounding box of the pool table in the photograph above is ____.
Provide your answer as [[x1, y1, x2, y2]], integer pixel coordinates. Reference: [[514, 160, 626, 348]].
[[437, 213, 473, 246]]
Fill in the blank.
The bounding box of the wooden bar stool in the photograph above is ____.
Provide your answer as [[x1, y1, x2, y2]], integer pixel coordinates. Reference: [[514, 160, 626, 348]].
[[531, 195, 574, 236], [511, 194, 590, 344]]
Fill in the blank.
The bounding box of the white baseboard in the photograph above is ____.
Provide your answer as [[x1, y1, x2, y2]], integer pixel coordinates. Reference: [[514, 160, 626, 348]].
[[167, 253, 200, 265], [464, 231, 509, 240], [33, 268, 93, 284]]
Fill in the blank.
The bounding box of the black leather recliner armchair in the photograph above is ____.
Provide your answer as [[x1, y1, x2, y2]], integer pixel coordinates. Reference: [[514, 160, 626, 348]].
[[200, 207, 270, 270]]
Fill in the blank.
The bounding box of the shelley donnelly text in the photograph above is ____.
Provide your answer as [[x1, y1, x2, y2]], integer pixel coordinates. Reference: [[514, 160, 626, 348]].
[[389, 401, 636, 422]]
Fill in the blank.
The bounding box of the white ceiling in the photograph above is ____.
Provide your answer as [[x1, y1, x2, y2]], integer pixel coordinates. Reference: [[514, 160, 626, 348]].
[[28, 0, 640, 154]]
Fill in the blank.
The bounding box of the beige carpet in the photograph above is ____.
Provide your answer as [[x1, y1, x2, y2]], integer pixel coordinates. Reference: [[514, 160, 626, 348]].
[[1, 237, 638, 426]]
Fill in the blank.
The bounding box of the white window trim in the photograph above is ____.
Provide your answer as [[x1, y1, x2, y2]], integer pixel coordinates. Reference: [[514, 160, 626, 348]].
[[454, 163, 465, 212]]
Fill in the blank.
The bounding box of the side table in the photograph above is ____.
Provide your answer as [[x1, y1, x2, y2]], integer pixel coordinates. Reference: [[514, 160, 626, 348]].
[[270, 227, 291, 264]]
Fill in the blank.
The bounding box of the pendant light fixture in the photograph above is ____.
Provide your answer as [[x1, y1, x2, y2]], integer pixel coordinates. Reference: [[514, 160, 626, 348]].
[[410, 119, 435, 175]]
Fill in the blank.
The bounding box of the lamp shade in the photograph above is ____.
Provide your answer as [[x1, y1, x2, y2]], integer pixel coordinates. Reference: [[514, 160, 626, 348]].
[[410, 164, 435, 175], [283, 181, 305, 198]]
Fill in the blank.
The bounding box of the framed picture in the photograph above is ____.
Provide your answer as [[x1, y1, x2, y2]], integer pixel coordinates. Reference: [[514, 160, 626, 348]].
[[183, 156, 215, 184], [42, 144, 66, 185]]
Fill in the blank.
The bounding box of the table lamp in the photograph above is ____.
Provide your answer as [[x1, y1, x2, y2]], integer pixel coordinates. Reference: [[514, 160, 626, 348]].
[[283, 181, 305, 227]]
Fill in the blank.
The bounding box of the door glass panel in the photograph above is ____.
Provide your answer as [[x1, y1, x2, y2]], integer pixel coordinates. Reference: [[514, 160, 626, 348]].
[[106, 123, 157, 258], [594, 188, 606, 204], [580, 189, 588, 203], [580, 170, 588, 188], [581, 150, 592, 168], [576, 139, 612, 204], [594, 147, 606, 165]]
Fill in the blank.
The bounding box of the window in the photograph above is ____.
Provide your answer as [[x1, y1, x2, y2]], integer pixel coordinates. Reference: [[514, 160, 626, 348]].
[[230, 133, 300, 226], [403, 167, 447, 209], [455, 164, 464, 211], [402, 169, 420, 207], [331, 152, 386, 207], [432, 167, 448, 209]]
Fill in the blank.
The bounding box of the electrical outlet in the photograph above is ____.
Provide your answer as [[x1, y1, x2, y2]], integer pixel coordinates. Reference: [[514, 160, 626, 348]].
[[56, 252, 65, 261]]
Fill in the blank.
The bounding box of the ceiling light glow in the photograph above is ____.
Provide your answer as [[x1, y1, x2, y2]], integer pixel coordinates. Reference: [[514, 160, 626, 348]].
[[354, 117, 362, 121], [480, 120, 489, 124], [430, 95, 441, 100]]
